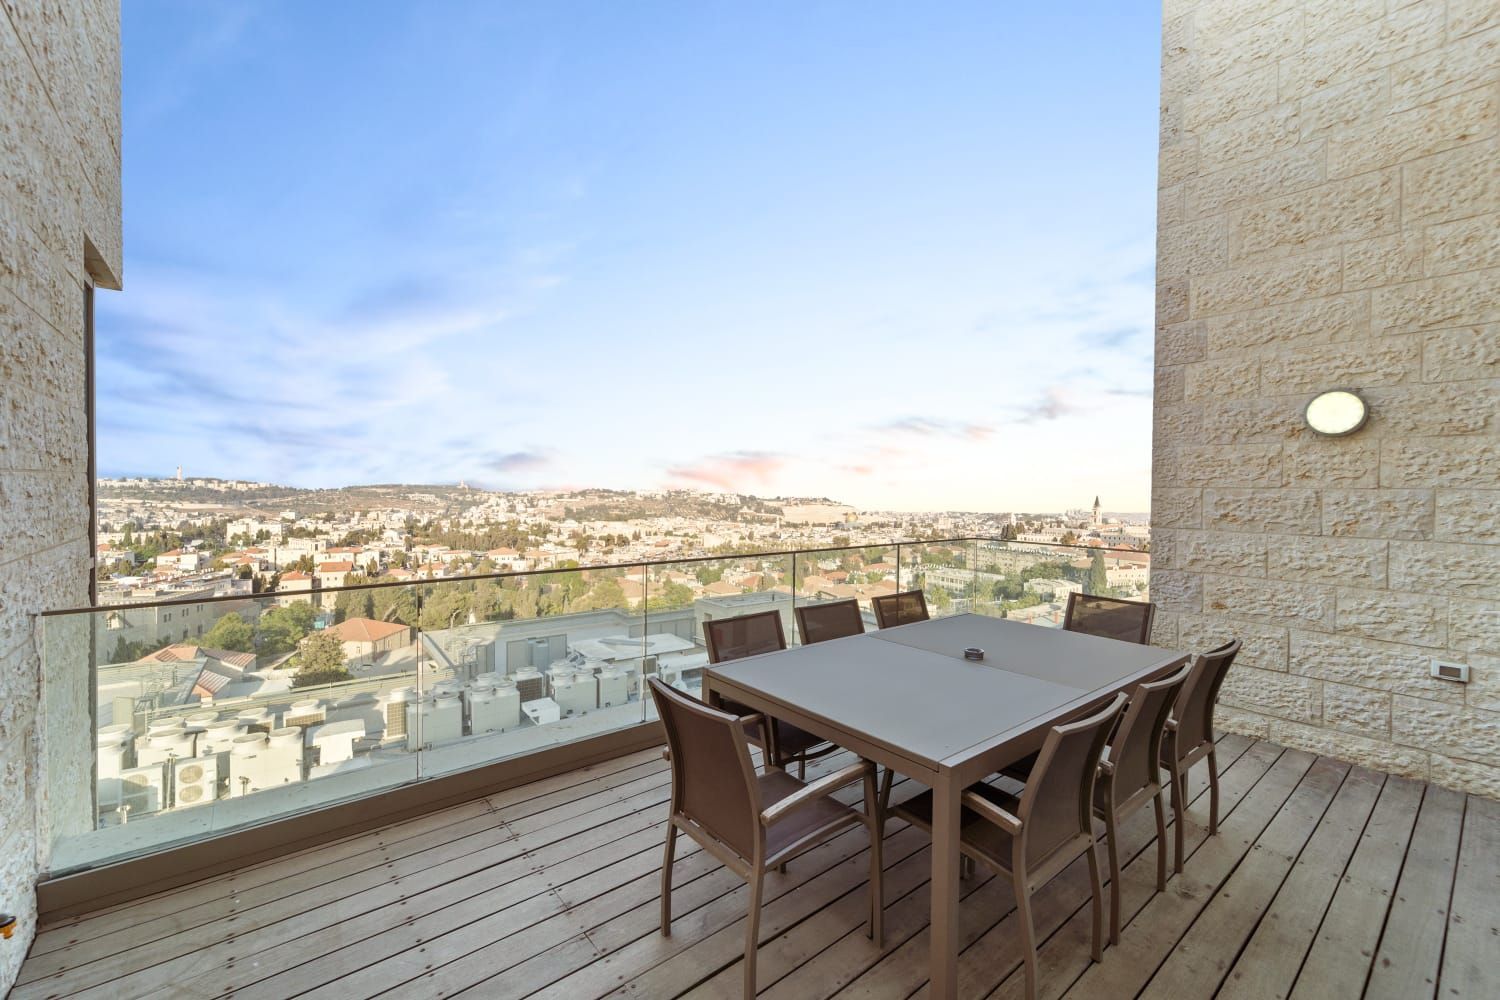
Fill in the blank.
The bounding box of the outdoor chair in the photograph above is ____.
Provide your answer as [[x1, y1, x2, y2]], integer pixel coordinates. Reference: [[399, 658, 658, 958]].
[[871, 589, 930, 628], [703, 610, 836, 777], [795, 598, 865, 645], [891, 691, 1127, 1000], [1063, 592, 1156, 644], [1001, 662, 1191, 943], [1161, 638, 1242, 872], [649, 678, 883, 998]]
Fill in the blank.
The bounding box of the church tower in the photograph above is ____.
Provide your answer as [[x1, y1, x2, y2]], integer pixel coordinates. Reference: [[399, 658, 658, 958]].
[[1092, 495, 1101, 527]]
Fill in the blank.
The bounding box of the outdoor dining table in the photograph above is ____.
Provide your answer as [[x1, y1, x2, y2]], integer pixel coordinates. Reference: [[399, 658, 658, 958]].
[[702, 611, 1190, 999]]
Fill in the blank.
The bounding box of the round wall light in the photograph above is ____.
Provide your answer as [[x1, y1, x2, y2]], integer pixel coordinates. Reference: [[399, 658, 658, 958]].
[[1304, 389, 1368, 437]]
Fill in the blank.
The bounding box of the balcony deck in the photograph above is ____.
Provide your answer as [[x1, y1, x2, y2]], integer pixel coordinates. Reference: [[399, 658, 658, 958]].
[[15, 734, 1496, 1000]]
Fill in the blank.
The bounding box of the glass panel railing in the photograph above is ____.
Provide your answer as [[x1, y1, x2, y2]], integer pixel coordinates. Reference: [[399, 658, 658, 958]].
[[642, 552, 796, 713], [38, 535, 1154, 873], [43, 585, 423, 873], [896, 538, 977, 619], [414, 564, 648, 776], [790, 545, 896, 641]]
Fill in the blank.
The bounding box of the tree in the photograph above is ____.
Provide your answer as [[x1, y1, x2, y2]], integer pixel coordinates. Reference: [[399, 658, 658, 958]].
[[1060, 531, 1079, 547], [259, 601, 317, 655], [201, 612, 254, 653], [293, 630, 352, 687], [694, 564, 724, 585], [1088, 551, 1109, 595]]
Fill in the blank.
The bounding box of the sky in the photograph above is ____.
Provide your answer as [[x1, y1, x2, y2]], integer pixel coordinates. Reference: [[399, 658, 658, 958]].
[[100, 1, 1162, 512]]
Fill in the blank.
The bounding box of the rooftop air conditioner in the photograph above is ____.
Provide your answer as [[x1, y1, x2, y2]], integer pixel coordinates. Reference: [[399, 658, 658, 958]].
[[172, 755, 220, 808]]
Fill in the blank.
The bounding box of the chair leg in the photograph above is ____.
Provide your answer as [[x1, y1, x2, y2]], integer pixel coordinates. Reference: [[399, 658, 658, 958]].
[[744, 868, 764, 998], [1207, 747, 1221, 836], [1014, 872, 1039, 1000], [1152, 791, 1168, 892], [1104, 812, 1121, 946], [797, 757, 806, 781], [660, 823, 678, 935], [1086, 839, 1105, 962], [864, 774, 884, 946], [1171, 762, 1186, 875], [960, 855, 975, 880], [878, 767, 894, 816]]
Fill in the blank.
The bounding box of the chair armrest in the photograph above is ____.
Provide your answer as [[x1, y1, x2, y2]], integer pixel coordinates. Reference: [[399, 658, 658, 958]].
[[961, 789, 1022, 835], [761, 760, 873, 826]]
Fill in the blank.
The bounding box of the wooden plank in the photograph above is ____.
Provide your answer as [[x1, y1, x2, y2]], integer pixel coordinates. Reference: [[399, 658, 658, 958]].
[[294, 755, 870, 999], [1364, 784, 1465, 1000], [1436, 795, 1499, 999], [938, 736, 1270, 1000], [1056, 748, 1318, 1000], [1214, 767, 1385, 1000], [1286, 774, 1424, 1000], [14, 756, 682, 998], [28, 749, 665, 956], [1153, 763, 1380, 1000], [1133, 757, 1352, 1000], [434, 775, 894, 1000]]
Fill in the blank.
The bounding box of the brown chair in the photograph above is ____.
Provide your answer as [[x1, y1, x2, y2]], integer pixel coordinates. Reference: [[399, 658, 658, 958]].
[[871, 589, 929, 628], [795, 598, 865, 645], [650, 678, 883, 998], [1063, 592, 1156, 644], [892, 692, 1127, 1000], [1161, 639, 1242, 872], [703, 610, 835, 777], [1002, 663, 1191, 944]]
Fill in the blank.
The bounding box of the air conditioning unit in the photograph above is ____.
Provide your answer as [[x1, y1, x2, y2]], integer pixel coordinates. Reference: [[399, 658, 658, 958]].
[[282, 698, 326, 730], [597, 668, 630, 708], [199, 718, 246, 755], [512, 667, 546, 703], [236, 708, 272, 734], [137, 729, 196, 766], [406, 694, 463, 750], [552, 671, 597, 717], [172, 755, 220, 808], [117, 764, 167, 815], [308, 719, 365, 765], [467, 682, 521, 734], [383, 687, 415, 743]]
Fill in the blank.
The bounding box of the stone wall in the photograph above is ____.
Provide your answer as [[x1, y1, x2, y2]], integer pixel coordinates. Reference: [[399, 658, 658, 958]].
[[1153, 0, 1498, 797], [0, 0, 121, 987]]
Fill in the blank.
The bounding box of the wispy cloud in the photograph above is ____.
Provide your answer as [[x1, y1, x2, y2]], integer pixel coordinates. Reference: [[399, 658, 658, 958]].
[[878, 417, 993, 441], [667, 451, 785, 491]]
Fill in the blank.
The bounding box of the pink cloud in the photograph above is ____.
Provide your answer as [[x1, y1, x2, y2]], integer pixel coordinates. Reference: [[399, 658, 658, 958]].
[[667, 451, 784, 490]]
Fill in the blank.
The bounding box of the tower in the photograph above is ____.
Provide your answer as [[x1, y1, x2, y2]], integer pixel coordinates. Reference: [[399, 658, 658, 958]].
[[1092, 496, 1101, 527]]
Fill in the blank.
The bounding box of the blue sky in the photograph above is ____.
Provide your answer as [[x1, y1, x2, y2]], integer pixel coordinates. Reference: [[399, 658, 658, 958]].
[[100, 1, 1162, 511]]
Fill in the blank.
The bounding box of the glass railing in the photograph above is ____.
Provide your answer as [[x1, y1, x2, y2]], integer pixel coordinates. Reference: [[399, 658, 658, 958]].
[[37, 536, 1149, 873]]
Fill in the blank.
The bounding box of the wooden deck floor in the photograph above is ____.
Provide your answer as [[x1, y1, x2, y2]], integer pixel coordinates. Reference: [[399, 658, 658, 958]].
[[14, 735, 1497, 1000]]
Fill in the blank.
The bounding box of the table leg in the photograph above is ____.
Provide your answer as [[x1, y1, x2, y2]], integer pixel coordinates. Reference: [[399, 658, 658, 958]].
[[929, 775, 961, 999]]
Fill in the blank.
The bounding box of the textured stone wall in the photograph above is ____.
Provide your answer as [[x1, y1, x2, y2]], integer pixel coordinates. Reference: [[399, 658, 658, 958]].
[[1153, 0, 1498, 797], [0, 0, 121, 987]]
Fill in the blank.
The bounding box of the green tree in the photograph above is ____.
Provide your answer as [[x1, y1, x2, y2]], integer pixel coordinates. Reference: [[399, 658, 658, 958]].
[[694, 564, 724, 585], [201, 612, 255, 653], [293, 630, 352, 687], [259, 602, 317, 655], [1088, 551, 1109, 595]]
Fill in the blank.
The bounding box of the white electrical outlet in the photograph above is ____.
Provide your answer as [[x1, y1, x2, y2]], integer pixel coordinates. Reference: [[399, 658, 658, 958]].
[[1430, 659, 1469, 683]]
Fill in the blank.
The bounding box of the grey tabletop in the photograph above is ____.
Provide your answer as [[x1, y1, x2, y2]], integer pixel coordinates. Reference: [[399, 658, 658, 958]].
[[705, 613, 1186, 770]]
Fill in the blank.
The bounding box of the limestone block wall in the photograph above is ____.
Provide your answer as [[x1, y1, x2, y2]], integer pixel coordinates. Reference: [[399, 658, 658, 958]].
[[1152, 0, 1499, 797], [0, 0, 121, 987]]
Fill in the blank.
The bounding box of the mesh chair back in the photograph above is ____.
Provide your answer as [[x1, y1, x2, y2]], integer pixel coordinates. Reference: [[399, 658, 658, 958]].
[[649, 678, 759, 860], [1064, 593, 1156, 644], [1109, 663, 1191, 798], [871, 590, 930, 629], [795, 599, 865, 645], [703, 610, 787, 664], [1174, 639, 1241, 751], [1018, 692, 1126, 869]]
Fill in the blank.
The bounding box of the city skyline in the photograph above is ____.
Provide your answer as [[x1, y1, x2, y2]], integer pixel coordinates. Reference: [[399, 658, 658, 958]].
[[100, 2, 1162, 512]]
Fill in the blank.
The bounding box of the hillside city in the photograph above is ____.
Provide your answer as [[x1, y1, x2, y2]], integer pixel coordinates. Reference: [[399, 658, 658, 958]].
[[72, 475, 1152, 857]]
